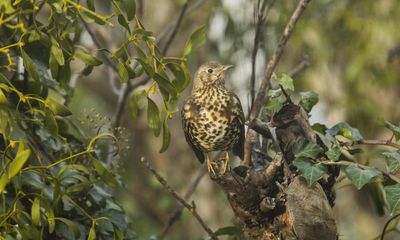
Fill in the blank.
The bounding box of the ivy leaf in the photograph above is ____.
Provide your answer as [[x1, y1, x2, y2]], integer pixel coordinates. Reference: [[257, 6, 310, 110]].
[[74, 49, 102, 66], [379, 119, 400, 141], [265, 98, 283, 112], [326, 147, 341, 161], [294, 139, 322, 159], [276, 74, 294, 91], [183, 25, 207, 57], [159, 120, 171, 153], [344, 165, 382, 190], [147, 97, 161, 137], [117, 60, 129, 83], [312, 123, 328, 134], [327, 122, 363, 141], [382, 151, 400, 173], [299, 91, 319, 113], [293, 158, 327, 185], [385, 184, 400, 215]]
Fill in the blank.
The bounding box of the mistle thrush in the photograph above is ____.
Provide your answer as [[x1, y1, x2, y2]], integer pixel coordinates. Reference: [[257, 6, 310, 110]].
[[181, 62, 245, 174]]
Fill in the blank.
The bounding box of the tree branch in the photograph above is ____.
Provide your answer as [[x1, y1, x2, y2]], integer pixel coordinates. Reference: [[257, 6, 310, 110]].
[[244, 0, 312, 164], [355, 139, 400, 150], [162, 0, 191, 56], [140, 157, 217, 239], [249, 0, 311, 121], [159, 165, 207, 239]]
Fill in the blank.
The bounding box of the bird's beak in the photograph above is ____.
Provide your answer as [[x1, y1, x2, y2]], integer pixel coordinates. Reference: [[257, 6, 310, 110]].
[[222, 65, 233, 72]]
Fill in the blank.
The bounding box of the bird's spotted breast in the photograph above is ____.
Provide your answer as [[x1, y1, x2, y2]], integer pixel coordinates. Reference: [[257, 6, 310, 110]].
[[183, 87, 241, 152]]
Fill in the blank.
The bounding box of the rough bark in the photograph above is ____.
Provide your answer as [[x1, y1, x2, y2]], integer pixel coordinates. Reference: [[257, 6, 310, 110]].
[[210, 103, 338, 239]]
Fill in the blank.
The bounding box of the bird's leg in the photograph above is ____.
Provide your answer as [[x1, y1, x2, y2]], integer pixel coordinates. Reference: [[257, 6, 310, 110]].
[[222, 151, 229, 174], [206, 154, 216, 175]]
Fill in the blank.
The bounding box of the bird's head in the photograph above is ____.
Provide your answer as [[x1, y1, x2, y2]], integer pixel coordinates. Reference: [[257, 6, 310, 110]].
[[192, 62, 233, 91]]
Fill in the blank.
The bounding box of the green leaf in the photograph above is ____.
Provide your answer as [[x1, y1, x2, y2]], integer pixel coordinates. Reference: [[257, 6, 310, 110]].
[[88, 223, 96, 240], [47, 207, 55, 233], [0, 89, 8, 106], [147, 97, 161, 137], [49, 52, 59, 78], [299, 91, 319, 112], [385, 184, 400, 215], [326, 147, 341, 161], [327, 122, 363, 141], [0, 174, 9, 193], [183, 25, 207, 57], [117, 60, 129, 83], [276, 74, 294, 91], [9, 149, 31, 178], [382, 151, 400, 173], [159, 121, 171, 153], [74, 49, 102, 66], [294, 139, 322, 159], [128, 90, 147, 119], [56, 217, 81, 238], [51, 44, 65, 66], [344, 165, 382, 190], [45, 109, 58, 135], [379, 119, 400, 141], [265, 98, 283, 112], [153, 73, 178, 97], [47, 98, 72, 116], [312, 123, 327, 134], [135, 58, 154, 77], [92, 158, 118, 187], [122, 0, 136, 21], [214, 226, 240, 236], [21, 48, 40, 82], [87, 0, 95, 11], [168, 63, 190, 92], [117, 14, 131, 33], [267, 88, 282, 98], [293, 158, 327, 185], [32, 197, 41, 226]]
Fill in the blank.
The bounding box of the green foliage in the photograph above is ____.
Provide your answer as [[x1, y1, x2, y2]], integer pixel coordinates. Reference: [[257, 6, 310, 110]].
[[327, 122, 363, 141], [299, 91, 319, 113], [385, 184, 400, 215], [344, 165, 382, 190]]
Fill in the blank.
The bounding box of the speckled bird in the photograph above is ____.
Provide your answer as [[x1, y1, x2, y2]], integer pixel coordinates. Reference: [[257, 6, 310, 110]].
[[181, 62, 245, 174]]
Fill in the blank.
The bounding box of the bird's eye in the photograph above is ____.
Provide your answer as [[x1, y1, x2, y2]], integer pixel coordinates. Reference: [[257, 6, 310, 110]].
[[207, 69, 213, 74]]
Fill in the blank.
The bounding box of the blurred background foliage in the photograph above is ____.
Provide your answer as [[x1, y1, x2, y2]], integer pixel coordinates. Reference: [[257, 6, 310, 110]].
[[1, 0, 400, 239]]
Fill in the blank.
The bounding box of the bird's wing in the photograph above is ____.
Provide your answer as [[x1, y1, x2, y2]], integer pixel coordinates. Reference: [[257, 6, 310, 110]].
[[181, 98, 205, 163], [231, 94, 245, 160]]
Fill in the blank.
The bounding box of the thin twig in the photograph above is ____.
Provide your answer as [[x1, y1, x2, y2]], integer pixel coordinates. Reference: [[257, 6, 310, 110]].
[[82, 21, 118, 72], [244, 0, 312, 164], [159, 165, 207, 239], [162, 0, 190, 56], [380, 213, 400, 240], [323, 161, 400, 184], [249, 0, 311, 121], [356, 139, 400, 150], [112, 0, 199, 130], [250, 0, 276, 108], [288, 58, 310, 77], [140, 157, 217, 239]]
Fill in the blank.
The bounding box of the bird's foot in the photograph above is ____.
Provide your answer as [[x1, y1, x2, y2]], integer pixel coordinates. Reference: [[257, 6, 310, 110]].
[[207, 158, 217, 176]]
